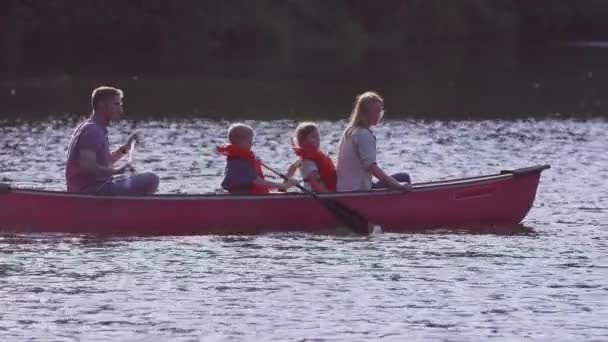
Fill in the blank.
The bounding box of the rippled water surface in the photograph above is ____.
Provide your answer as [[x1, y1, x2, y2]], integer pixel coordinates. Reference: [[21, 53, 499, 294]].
[[0, 117, 607, 341]]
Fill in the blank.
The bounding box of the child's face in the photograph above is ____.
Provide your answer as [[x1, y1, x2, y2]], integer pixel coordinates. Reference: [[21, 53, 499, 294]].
[[301, 129, 320, 149], [235, 133, 253, 150]]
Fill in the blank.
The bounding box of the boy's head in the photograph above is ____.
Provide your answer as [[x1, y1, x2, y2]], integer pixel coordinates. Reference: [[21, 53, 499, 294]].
[[228, 123, 254, 149], [295, 122, 320, 149]]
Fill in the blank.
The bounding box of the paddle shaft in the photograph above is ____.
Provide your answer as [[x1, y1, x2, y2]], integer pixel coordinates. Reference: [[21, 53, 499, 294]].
[[260, 162, 318, 197], [120, 140, 137, 175], [260, 162, 370, 234], [126, 140, 136, 163]]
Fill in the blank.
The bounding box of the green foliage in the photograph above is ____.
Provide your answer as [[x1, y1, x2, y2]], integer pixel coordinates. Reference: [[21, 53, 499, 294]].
[[2, 0, 608, 73]]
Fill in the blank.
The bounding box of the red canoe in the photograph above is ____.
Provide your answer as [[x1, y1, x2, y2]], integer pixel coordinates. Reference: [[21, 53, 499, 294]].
[[0, 165, 549, 235]]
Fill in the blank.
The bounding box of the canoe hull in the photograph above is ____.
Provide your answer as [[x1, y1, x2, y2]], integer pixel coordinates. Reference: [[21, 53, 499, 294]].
[[0, 165, 549, 235]]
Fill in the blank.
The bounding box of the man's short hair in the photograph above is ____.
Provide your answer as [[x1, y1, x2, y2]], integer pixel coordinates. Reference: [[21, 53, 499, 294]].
[[91, 86, 123, 110]]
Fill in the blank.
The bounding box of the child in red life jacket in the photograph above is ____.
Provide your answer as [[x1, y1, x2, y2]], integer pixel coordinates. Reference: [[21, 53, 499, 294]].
[[218, 123, 294, 194], [286, 122, 337, 192]]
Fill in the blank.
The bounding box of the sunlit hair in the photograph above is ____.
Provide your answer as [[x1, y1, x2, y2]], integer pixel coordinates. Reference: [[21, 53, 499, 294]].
[[294, 122, 319, 146], [228, 123, 254, 144], [91, 86, 123, 110], [343, 91, 383, 138]]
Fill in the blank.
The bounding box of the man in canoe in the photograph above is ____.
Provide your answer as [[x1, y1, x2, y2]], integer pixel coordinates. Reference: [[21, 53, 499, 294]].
[[65, 86, 159, 195]]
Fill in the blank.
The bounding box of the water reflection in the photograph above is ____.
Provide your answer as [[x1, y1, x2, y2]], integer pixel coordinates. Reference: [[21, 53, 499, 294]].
[[1, 76, 607, 340], [0, 226, 533, 247], [413, 223, 536, 236]]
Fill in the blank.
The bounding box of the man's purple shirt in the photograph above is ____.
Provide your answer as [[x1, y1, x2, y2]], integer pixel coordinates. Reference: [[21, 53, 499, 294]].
[[65, 116, 112, 192]]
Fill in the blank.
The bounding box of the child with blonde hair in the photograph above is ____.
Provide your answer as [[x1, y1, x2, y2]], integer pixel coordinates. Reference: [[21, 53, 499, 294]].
[[287, 122, 336, 192], [218, 123, 294, 194], [336, 91, 411, 192]]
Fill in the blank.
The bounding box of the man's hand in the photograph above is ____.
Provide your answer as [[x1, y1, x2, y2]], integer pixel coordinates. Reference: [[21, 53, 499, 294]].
[[112, 132, 141, 163], [114, 163, 135, 175], [126, 132, 140, 146], [121, 132, 140, 152]]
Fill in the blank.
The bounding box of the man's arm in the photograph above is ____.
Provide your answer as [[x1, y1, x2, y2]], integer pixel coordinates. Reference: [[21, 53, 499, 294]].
[[80, 149, 127, 177], [110, 133, 139, 164], [110, 145, 129, 164]]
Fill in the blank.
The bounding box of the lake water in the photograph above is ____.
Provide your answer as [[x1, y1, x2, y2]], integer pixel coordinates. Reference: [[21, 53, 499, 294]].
[[0, 116, 606, 341]]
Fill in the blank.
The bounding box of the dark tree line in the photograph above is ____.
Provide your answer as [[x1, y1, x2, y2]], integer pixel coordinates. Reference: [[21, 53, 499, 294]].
[[3, 0, 608, 74]]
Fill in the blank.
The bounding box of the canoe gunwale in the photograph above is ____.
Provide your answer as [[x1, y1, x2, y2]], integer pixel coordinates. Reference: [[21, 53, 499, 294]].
[[500, 164, 550, 177], [0, 164, 550, 201]]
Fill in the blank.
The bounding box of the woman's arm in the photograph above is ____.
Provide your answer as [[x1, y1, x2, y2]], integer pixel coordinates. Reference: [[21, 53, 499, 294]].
[[368, 164, 412, 192]]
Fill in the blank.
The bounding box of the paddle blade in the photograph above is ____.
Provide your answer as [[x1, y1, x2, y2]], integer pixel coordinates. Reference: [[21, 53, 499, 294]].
[[321, 198, 370, 234]]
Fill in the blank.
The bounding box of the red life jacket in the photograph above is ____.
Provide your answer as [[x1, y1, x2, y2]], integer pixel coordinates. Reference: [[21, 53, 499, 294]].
[[216, 144, 269, 194], [292, 145, 337, 191]]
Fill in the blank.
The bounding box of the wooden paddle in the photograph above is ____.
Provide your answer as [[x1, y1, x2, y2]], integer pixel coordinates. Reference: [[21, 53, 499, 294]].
[[261, 162, 370, 234], [126, 139, 136, 164], [122, 139, 137, 180]]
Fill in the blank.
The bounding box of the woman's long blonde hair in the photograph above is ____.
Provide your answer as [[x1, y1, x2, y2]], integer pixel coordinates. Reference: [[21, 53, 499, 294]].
[[343, 91, 384, 138]]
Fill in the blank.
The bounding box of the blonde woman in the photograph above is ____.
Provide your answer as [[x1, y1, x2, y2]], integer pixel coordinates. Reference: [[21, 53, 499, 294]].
[[336, 91, 412, 192]]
